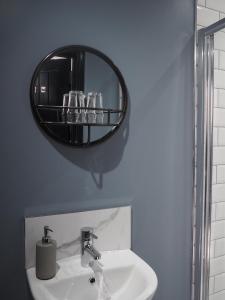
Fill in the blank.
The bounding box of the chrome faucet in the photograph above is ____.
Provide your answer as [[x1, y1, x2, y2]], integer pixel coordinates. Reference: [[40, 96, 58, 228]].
[[81, 227, 101, 267]]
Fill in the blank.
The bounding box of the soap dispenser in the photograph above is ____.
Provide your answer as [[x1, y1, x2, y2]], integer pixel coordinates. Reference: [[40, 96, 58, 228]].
[[36, 226, 56, 280]]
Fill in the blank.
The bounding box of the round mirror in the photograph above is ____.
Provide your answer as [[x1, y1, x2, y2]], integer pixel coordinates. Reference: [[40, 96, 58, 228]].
[[30, 45, 128, 147]]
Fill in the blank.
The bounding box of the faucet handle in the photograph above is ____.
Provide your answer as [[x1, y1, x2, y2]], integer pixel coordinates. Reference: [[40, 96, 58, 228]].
[[90, 232, 98, 239], [81, 227, 98, 241]]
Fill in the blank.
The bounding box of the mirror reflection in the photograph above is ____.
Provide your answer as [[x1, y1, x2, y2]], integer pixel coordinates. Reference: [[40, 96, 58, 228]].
[[31, 46, 127, 146]]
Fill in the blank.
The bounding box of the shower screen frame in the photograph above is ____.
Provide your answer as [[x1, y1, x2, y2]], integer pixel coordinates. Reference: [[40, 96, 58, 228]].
[[194, 18, 225, 300]]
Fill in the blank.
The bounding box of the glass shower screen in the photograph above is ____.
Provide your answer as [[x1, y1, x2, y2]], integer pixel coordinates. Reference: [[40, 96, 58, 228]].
[[195, 19, 225, 300]]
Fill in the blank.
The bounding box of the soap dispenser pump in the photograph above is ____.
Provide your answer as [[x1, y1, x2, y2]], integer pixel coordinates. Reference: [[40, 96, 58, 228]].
[[36, 226, 56, 280]]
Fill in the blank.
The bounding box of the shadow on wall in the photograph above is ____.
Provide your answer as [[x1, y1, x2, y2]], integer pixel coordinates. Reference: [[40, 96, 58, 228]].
[[39, 99, 130, 189]]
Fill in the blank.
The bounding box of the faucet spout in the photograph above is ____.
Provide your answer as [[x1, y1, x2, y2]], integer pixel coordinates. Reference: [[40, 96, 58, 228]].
[[84, 244, 101, 260], [80, 227, 101, 267]]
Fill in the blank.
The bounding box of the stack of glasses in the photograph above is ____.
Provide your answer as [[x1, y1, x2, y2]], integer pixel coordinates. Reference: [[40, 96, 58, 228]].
[[61, 91, 104, 124]]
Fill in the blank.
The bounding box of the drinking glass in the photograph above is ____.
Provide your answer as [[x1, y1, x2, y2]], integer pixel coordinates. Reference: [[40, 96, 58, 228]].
[[67, 91, 79, 123], [61, 93, 69, 122], [79, 92, 86, 123], [96, 92, 104, 124], [87, 92, 97, 124]]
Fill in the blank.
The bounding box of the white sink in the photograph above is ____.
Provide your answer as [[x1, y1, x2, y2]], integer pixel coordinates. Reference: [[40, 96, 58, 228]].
[[26, 249, 158, 300]]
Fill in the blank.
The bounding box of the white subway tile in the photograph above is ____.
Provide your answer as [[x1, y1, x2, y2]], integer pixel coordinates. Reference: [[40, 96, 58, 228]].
[[215, 89, 219, 107], [218, 128, 225, 145], [206, 0, 225, 13], [218, 89, 225, 108], [212, 184, 225, 202], [217, 166, 225, 183], [215, 273, 225, 292], [211, 220, 225, 240], [211, 240, 215, 258], [220, 12, 225, 20], [213, 165, 217, 184], [214, 128, 218, 146], [213, 147, 225, 164], [210, 255, 225, 275], [212, 203, 216, 221], [210, 277, 215, 295], [220, 13, 225, 33], [216, 202, 225, 220], [197, 6, 219, 26], [210, 290, 225, 300], [198, 0, 206, 6], [215, 70, 225, 89], [215, 32, 225, 52], [209, 277, 214, 295], [215, 238, 225, 257], [214, 108, 225, 127], [215, 50, 219, 69], [219, 51, 225, 70]]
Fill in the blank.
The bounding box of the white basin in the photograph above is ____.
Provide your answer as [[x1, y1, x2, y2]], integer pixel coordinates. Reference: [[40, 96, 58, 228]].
[[26, 249, 158, 300]]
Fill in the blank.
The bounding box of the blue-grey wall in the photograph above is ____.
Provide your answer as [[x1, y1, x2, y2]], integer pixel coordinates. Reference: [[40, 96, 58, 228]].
[[0, 0, 194, 299]]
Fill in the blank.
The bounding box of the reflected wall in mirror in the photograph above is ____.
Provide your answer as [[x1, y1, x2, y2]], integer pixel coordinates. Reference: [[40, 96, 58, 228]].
[[30, 45, 128, 147]]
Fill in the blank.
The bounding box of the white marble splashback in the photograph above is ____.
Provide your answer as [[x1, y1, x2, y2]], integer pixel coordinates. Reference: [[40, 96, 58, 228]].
[[25, 206, 131, 269]]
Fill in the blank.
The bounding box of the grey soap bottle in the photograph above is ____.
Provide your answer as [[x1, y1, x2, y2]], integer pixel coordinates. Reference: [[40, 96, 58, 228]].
[[36, 226, 57, 280]]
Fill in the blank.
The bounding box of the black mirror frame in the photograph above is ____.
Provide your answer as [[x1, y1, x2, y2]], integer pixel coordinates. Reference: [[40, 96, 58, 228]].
[[30, 45, 128, 147]]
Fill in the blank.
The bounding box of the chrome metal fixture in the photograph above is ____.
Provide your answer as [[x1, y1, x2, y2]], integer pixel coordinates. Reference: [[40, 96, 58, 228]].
[[194, 16, 225, 300], [81, 227, 101, 267]]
